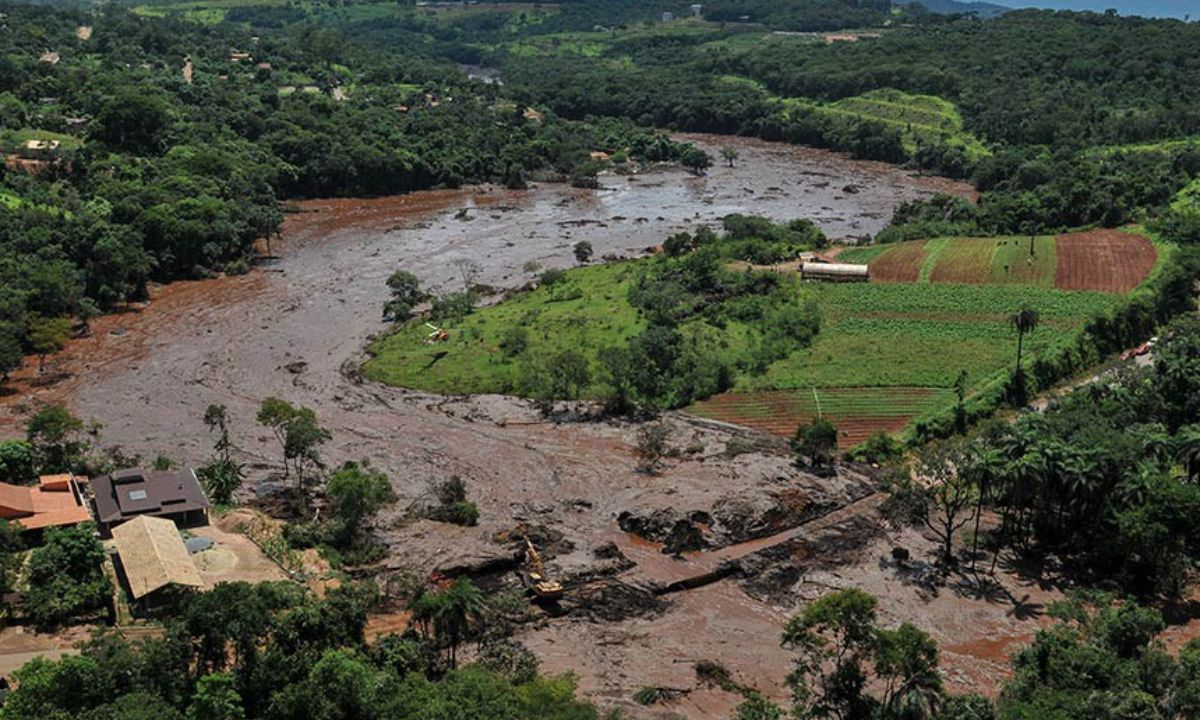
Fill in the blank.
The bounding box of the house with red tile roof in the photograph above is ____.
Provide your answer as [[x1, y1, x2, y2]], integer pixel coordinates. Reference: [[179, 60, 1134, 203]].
[[0, 475, 91, 532]]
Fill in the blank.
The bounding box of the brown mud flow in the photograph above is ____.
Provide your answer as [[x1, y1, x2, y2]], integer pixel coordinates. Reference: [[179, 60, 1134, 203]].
[[1, 135, 1055, 718]]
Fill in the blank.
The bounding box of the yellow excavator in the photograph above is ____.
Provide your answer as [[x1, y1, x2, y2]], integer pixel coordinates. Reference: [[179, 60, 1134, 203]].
[[521, 534, 564, 602]]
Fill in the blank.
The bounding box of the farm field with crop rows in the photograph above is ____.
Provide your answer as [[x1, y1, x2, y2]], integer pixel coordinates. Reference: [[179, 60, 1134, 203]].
[[689, 233, 1162, 445], [695, 282, 1120, 442], [691, 387, 954, 448], [862, 229, 1156, 292]]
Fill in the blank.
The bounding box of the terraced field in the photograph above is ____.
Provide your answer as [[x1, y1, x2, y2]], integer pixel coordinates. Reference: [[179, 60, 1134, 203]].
[[868, 240, 928, 282], [691, 387, 953, 448], [781, 89, 990, 162], [928, 236, 1056, 286]]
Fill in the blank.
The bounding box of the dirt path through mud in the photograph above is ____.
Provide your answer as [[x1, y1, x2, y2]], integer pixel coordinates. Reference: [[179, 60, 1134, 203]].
[[0, 135, 998, 717]]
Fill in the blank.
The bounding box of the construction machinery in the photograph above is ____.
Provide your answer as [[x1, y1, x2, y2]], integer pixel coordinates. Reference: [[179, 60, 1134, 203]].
[[521, 534, 564, 602], [424, 322, 449, 344]]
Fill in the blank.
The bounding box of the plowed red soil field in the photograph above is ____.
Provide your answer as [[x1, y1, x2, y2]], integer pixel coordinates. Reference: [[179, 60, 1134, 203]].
[[869, 240, 928, 283], [1054, 229, 1156, 293]]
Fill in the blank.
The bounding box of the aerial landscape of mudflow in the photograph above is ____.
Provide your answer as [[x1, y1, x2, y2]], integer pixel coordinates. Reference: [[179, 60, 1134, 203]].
[[3, 0, 1200, 717]]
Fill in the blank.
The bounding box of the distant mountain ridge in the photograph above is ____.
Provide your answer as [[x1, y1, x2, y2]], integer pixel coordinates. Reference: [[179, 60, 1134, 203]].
[[904, 0, 1194, 19], [899, 0, 1012, 16]]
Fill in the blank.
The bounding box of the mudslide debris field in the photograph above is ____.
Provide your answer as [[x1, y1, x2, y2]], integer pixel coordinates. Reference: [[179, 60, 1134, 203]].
[[0, 136, 1051, 717]]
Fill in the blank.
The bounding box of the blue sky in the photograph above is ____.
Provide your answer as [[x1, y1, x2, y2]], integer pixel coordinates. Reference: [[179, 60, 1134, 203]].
[[990, 1, 1198, 18]]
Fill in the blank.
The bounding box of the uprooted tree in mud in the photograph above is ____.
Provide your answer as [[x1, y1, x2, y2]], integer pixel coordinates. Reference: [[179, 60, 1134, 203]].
[[634, 422, 671, 475], [256, 398, 331, 488], [412, 476, 480, 527], [884, 441, 979, 568], [198, 404, 245, 505]]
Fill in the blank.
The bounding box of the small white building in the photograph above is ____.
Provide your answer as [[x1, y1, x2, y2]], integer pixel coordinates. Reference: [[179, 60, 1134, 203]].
[[800, 262, 870, 282], [690, 4, 703, 18]]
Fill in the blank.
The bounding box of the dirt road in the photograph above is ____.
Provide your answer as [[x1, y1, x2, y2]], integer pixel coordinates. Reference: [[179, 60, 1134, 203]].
[[0, 135, 1024, 716]]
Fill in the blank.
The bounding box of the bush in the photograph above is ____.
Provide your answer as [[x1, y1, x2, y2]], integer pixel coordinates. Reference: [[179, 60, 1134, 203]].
[[633, 687, 671, 706], [223, 258, 250, 276], [282, 520, 326, 549], [538, 268, 567, 287], [792, 418, 838, 471], [847, 430, 903, 465], [430, 292, 476, 321], [429, 501, 480, 527], [499, 327, 529, 357], [635, 422, 671, 474], [383, 299, 413, 322], [24, 524, 111, 626], [476, 641, 539, 684], [0, 440, 35, 484], [424, 477, 480, 526]]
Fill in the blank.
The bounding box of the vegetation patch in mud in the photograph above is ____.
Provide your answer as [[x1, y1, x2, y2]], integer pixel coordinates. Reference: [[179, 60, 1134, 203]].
[[365, 216, 826, 410], [369, 219, 1158, 448]]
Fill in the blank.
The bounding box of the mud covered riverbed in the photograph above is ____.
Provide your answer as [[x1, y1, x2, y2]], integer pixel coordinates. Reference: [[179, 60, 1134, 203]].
[[0, 135, 1051, 717]]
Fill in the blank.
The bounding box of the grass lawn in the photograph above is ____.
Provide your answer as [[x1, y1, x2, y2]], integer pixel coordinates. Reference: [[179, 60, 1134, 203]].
[[364, 261, 650, 395], [2, 128, 83, 151]]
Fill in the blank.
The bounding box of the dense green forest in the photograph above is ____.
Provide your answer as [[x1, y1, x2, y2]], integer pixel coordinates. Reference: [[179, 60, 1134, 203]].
[[0, 1, 692, 378]]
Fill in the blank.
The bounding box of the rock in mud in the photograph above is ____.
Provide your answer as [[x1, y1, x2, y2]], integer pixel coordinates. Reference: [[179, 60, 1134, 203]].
[[567, 580, 667, 622], [617, 509, 713, 554], [593, 541, 624, 560], [737, 513, 883, 604], [662, 519, 708, 556]]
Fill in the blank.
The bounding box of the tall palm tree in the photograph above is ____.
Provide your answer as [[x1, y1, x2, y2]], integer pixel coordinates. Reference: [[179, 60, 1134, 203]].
[[963, 445, 1004, 574], [434, 578, 484, 669], [407, 590, 440, 641], [1010, 305, 1040, 376], [1137, 423, 1174, 464], [1173, 424, 1200, 482]]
